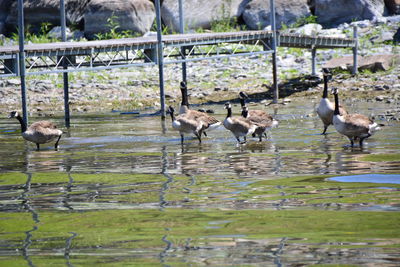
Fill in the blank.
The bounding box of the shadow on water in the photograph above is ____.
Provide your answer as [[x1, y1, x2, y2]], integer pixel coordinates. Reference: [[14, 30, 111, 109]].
[[0, 99, 400, 265]]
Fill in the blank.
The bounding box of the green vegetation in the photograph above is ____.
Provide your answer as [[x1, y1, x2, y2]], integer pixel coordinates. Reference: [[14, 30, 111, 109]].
[[197, 0, 244, 33], [94, 14, 138, 40], [361, 153, 400, 162], [280, 15, 318, 30], [1, 208, 399, 254], [6, 22, 58, 45]]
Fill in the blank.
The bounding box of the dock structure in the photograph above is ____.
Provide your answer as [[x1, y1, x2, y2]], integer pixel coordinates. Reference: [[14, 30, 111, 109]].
[[0, 0, 357, 126]]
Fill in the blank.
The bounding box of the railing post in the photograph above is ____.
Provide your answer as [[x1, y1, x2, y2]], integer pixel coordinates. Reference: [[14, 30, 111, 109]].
[[352, 25, 358, 75], [270, 0, 278, 103], [60, 0, 70, 127], [155, 0, 166, 119], [178, 0, 187, 84], [311, 46, 316, 76], [18, 0, 28, 125]]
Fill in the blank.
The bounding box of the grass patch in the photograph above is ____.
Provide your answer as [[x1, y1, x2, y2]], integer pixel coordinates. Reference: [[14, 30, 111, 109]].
[[361, 154, 400, 162]]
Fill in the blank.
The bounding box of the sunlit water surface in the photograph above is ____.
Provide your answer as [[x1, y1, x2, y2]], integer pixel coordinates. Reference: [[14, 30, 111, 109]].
[[0, 99, 399, 266]]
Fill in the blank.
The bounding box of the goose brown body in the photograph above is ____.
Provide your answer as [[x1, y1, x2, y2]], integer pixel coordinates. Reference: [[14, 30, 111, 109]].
[[179, 82, 221, 134], [331, 89, 381, 147], [239, 92, 278, 141], [223, 102, 257, 144], [168, 106, 205, 144], [9, 111, 63, 151]]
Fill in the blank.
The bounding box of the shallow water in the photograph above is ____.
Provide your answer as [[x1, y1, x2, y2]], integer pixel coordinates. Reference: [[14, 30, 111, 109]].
[[0, 99, 399, 266], [328, 173, 400, 184]]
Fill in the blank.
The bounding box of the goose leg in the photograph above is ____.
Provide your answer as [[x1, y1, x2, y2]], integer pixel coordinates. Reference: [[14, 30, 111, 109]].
[[54, 135, 62, 150], [180, 134, 184, 144], [195, 132, 202, 143], [359, 134, 370, 147], [203, 132, 207, 137], [36, 143, 40, 151], [321, 125, 328, 135], [359, 138, 365, 147], [349, 137, 354, 147], [259, 134, 262, 142]]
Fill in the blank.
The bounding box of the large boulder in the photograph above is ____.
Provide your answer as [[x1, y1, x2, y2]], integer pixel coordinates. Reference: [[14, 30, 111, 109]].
[[0, 0, 13, 34], [394, 27, 400, 44], [385, 0, 400, 14], [161, 0, 249, 32], [323, 54, 400, 72], [5, 0, 89, 33], [315, 0, 385, 27], [242, 0, 310, 30], [84, 0, 155, 38]]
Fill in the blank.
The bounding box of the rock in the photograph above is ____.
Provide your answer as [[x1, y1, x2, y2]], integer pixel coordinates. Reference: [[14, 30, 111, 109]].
[[387, 15, 400, 23], [161, 0, 246, 31], [351, 19, 372, 28], [323, 54, 400, 72], [293, 23, 322, 35], [322, 55, 356, 71], [5, 0, 89, 33], [385, 0, 400, 15], [84, 0, 155, 38], [319, 28, 347, 38], [71, 30, 85, 40], [48, 26, 73, 40], [370, 30, 396, 43], [376, 95, 385, 101], [359, 54, 400, 72], [6, 79, 21, 86], [242, 0, 310, 30], [394, 28, 400, 44], [315, 0, 385, 27], [0, 0, 12, 34]]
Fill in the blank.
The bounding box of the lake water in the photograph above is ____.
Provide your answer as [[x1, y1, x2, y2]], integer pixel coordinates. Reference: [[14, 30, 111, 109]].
[[0, 99, 399, 266]]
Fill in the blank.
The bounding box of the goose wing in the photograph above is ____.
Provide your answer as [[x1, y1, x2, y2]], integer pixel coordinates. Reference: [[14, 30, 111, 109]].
[[175, 113, 204, 132], [186, 109, 220, 128], [248, 110, 274, 127], [342, 114, 372, 135], [231, 117, 258, 134], [30, 121, 58, 130]]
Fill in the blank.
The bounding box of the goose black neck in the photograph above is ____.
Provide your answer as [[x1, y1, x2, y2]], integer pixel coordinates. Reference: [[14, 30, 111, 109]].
[[169, 110, 175, 122], [239, 98, 245, 107], [241, 107, 247, 118], [226, 107, 232, 118], [180, 87, 189, 107], [16, 115, 27, 132], [333, 92, 340, 115], [322, 75, 328, 98]]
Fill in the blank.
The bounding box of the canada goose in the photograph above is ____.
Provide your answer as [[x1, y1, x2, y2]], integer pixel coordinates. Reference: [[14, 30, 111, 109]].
[[316, 68, 347, 134], [223, 102, 257, 144], [331, 88, 381, 147], [168, 106, 205, 144], [239, 91, 278, 141], [179, 81, 221, 136], [8, 111, 63, 151]]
